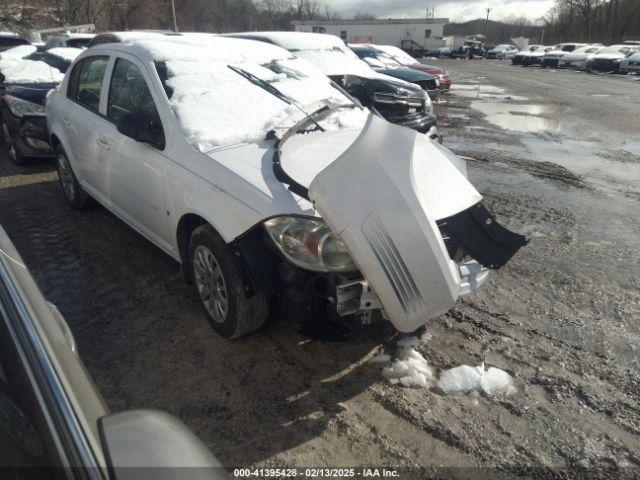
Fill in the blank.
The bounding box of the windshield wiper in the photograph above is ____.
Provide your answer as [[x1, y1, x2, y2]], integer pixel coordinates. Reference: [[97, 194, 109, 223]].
[[228, 65, 324, 133]]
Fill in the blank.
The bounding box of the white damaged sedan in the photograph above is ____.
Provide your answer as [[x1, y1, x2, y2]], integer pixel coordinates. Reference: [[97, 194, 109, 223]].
[[46, 33, 527, 339]]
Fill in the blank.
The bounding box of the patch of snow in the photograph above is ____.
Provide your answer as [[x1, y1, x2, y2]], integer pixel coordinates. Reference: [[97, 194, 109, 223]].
[[380, 336, 435, 389], [438, 362, 517, 397], [369, 353, 391, 364], [0, 59, 63, 83], [0, 45, 36, 60], [47, 47, 83, 62], [372, 45, 418, 66]]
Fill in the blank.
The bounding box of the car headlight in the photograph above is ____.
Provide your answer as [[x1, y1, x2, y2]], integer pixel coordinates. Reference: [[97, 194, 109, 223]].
[[434, 79, 440, 87], [5, 96, 46, 118], [264, 216, 357, 273]]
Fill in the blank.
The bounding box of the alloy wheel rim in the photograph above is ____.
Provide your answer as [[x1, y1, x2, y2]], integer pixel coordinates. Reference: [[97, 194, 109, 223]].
[[193, 245, 228, 323], [57, 154, 75, 200]]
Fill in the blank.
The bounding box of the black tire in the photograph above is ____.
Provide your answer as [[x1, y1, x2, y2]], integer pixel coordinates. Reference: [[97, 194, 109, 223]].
[[55, 145, 94, 210], [189, 224, 270, 339], [2, 117, 26, 165]]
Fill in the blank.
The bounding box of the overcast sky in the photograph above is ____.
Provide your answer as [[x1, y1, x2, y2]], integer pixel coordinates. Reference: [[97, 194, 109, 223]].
[[323, 0, 554, 22]]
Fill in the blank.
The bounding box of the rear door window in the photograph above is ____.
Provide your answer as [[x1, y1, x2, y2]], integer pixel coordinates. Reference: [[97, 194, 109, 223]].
[[68, 55, 108, 112]]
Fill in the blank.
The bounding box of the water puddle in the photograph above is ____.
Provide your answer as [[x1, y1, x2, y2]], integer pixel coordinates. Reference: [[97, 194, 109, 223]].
[[451, 83, 527, 101], [470, 102, 560, 133]]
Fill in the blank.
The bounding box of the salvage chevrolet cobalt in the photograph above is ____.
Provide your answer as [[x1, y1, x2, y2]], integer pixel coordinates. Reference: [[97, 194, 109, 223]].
[[47, 32, 527, 339]]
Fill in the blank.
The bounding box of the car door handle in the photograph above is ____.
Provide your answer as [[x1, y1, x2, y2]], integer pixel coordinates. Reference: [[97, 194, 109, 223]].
[[97, 137, 110, 150]]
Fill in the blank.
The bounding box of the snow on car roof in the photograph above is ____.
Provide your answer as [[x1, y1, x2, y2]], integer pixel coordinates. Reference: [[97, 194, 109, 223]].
[[46, 47, 83, 62], [105, 33, 361, 151], [0, 45, 37, 60]]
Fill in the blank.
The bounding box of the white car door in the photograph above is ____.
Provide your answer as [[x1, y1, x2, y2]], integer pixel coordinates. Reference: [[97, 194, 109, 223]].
[[101, 54, 173, 253], [63, 55, 113, 202]]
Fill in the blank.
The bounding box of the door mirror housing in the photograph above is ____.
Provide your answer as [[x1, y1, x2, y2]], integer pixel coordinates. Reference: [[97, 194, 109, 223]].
[[99, 409, 227, 479], [116, 112, 164, 149]]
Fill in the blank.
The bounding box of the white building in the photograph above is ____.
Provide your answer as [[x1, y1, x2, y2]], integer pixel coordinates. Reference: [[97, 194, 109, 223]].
[[291, 18, 448, 52]]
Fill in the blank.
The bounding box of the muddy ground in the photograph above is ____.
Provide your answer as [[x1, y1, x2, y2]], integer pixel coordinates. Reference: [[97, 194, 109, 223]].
[[1, 59, 639, 478]]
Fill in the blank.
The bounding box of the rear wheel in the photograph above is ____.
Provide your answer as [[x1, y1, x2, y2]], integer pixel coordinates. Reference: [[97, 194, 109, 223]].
[[55, 145, 93, 210], [189, 224, 270, 339]]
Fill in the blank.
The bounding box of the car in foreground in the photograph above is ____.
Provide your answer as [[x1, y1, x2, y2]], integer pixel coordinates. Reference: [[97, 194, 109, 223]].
[[557, 45, 603, 70], [47, 33, 526, 339], [541, 43, 588, 68], [620, 52, 640, 74], [522, 46, 554, 66], [0, 46, 82, 164], [353, 43, 452, 93], [43, 33, 95, 49], [485, 44, 519, 60], [0, 224, 225, 478], [586, 44, 640, 73], [227, 31, 439, 138], [511, 45, 542, 65], [349, 44, 440, 100]]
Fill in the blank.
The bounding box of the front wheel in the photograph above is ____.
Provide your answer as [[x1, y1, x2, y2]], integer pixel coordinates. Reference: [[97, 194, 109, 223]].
[[189, 224, 270, 339], [55, 145, 93, 210]]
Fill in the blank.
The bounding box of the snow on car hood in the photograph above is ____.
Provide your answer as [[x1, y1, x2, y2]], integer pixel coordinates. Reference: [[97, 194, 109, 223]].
[[137, 35, 357, 151], [592, 53, 626, 60]]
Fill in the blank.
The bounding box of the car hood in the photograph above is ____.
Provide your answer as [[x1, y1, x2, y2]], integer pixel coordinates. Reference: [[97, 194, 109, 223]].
[[592, 53, 626, 60], [3, 82, 57, 105], [561, 52, 592, 61], [375, 67, 437, 83], [208, 116, 479, 222]]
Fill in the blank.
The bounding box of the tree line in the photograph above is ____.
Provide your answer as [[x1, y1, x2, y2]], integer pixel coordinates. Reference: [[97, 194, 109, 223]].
[[542, 0, 640, 44]]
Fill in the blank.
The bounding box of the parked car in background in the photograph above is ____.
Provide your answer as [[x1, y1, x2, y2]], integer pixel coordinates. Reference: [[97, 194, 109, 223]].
[[485, 44, 519, 59], [47, 32, 526, 339], [0, 224, 225, 478], [0, 32, 29, 52], [227, 31, 439, 138], [349, 45, 440, 100], [522, 46, 554, 66], [43, 33, 95, 49], [452, 40, 484, 59], [586, 44, 640, 73], [0, 46, 82, 164], [557, 45, 603, 70], [511, 45, 542, 65], [355, 43, 452, 93], [435, 47, 453, 58], [541, 43, 588, 68], [620, 51, 640, 74]]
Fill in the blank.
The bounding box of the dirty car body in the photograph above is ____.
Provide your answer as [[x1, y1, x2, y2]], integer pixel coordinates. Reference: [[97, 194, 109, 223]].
[[47, 33, 526, 339]]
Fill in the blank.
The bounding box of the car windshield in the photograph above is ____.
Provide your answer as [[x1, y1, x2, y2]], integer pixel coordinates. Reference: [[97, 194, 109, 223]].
[[24, 52, 71, 73], [291, 45, 374, 77], [573, 46, 599, 54], [375, 45, 417, 66], [0, 46, 65, 84], [67, 38, 91, 48], [147, 37, 364, 151], [599, 46, 630, 54], [355, 49, 403, 68]]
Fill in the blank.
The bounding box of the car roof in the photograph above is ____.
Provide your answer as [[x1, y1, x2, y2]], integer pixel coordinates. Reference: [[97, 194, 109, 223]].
[[225, 31, 346, 51]]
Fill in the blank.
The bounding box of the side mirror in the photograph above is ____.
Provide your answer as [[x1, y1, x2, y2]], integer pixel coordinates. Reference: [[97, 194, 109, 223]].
[[99, 409, 227, 480], [116, 112, 164, 149]]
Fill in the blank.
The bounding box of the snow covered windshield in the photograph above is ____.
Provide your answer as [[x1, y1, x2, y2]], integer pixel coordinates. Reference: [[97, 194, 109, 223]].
[[374, 45, 417, 66], [141, 35, 364, 151]]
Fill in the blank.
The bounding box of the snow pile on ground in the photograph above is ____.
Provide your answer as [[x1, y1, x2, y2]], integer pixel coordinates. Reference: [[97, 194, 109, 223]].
[[438, 362, 517, 397], [378, 336, 435, 389], [132, 35, 358, 150], [373, 336, 517, 397]]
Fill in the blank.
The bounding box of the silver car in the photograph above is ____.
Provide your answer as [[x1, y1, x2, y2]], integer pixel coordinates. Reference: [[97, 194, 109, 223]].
[[0, 224, 226, 479]]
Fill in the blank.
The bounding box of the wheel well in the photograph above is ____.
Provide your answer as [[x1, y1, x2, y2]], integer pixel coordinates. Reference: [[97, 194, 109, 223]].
[[177, 213, 207, 284], [50, 134, 61, 148]]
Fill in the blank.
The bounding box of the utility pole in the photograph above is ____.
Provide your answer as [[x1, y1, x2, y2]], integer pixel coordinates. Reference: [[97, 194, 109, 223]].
[[171, 0, 178, 32], [484, 7, 491, 42]]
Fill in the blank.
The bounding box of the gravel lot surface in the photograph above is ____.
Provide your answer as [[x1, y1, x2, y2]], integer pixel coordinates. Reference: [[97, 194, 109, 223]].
[[1, 59, 639, 478]]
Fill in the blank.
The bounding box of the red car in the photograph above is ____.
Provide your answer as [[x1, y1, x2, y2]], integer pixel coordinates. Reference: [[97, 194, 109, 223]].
[[370, 44, 453, 93]]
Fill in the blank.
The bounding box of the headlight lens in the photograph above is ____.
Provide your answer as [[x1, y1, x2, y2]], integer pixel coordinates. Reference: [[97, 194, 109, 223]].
[[264, 216, 357, 273], [6, 96, 45, 118]]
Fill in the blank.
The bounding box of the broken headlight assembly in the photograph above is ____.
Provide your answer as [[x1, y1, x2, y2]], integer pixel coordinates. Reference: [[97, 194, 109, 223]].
[[5, 96, 46, 118], [264, 216, 358, 273]]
